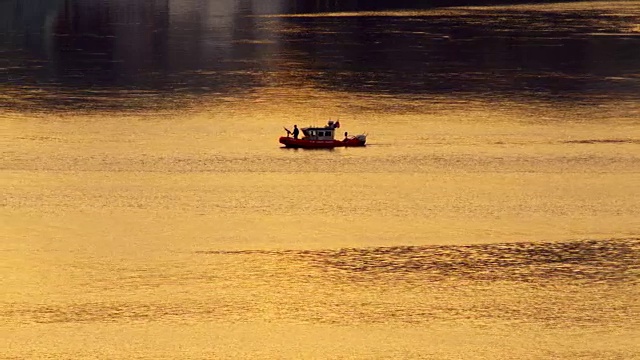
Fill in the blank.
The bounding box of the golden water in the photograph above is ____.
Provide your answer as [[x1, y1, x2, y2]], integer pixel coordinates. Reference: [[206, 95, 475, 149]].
[[2, 1, 640, 358]]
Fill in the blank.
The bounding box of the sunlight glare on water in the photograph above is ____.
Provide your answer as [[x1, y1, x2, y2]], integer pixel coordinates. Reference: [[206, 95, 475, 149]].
[[1, 1, 640, 359]]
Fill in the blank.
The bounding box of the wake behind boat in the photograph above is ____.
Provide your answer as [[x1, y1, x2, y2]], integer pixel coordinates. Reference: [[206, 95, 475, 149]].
[[280, 120, 366, 149]]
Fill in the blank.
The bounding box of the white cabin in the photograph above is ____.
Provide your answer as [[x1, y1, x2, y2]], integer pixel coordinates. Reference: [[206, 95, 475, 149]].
[[301, 120, 339, 140], [302, 127, 335, 140]]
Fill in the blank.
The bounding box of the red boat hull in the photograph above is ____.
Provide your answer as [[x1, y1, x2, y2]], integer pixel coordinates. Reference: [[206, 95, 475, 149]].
[[279, 137, 365, 148]]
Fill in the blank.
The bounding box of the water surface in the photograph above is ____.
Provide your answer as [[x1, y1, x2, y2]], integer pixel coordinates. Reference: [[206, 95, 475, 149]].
[[1, 1, 640, 358]]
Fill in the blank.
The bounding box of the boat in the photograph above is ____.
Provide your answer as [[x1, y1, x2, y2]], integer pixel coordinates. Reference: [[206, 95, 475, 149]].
[[279, 120, 366, 149]]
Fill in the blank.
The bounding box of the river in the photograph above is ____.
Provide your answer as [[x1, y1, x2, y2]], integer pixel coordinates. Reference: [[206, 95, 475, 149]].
[[1, 0, 639, 358]]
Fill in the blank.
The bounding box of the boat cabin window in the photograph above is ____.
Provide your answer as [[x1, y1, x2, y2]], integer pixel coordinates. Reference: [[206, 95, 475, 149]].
[[303, 128, 334, 140]]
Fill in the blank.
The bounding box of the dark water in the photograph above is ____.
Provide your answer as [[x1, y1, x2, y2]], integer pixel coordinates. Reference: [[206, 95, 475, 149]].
[[2, 0, 640, 111]]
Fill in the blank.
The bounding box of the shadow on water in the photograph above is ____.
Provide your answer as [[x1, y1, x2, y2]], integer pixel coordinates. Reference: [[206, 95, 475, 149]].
[[562, 139, 640, 144], [5, 238, 638, 325], [1, 0, 639, 111], [279, 147, 338, 151], [198, 238, 640, 284]]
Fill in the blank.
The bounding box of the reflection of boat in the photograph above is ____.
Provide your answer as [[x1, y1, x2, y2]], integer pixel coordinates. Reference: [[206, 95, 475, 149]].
[[279, 121, 367, 149]]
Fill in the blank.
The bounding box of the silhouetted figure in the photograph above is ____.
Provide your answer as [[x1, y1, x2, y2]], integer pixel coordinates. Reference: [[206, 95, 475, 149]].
[[292, 125, 299, 139], [343, 131, 349, 141]]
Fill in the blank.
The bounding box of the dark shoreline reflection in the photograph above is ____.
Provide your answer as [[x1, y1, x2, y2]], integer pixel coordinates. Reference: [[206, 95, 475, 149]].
[[274, 0, 593, 14], [1, 0, 639, 111]]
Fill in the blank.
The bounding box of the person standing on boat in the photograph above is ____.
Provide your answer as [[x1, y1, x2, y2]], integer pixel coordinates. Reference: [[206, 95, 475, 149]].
[[292, 125, 299, 139]]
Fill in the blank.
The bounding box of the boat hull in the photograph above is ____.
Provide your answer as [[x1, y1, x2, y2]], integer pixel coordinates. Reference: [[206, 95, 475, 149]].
[[279, 137, 365, 149]]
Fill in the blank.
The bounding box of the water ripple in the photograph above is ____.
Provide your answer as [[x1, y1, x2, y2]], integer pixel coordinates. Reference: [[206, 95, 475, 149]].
[[199, 238, 640, 284]]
